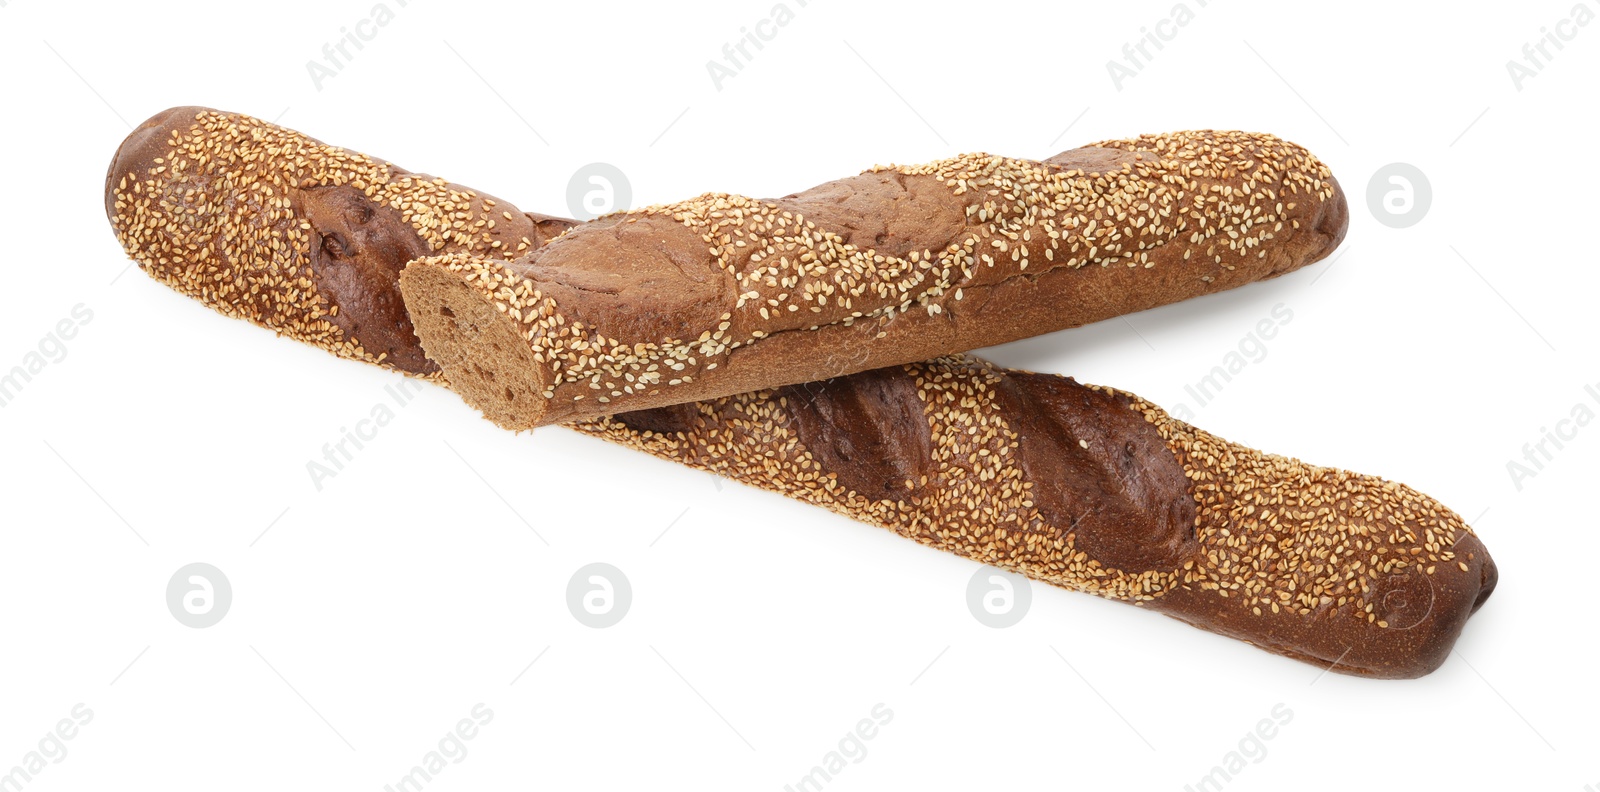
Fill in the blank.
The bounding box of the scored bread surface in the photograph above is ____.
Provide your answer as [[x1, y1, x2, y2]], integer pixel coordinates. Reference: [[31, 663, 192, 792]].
[[577, 356, 1494, 677]]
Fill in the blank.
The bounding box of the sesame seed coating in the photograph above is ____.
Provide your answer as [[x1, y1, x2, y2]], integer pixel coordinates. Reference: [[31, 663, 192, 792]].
[[105, 107, 574, 375], [580, 356, 1495, 677], [404, 130, 1347, 428], [102, 109, 1489, 676]]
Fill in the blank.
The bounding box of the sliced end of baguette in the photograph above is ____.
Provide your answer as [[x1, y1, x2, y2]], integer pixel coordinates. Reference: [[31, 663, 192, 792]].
[[401, 255, 551, 431]]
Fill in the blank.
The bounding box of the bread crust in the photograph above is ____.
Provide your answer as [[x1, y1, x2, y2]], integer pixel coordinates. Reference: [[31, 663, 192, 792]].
[[401, 133, 1348, 428], [592, 358, 1495, 678], [104, 108, 1490, 677], [105, 106, 575, 375]]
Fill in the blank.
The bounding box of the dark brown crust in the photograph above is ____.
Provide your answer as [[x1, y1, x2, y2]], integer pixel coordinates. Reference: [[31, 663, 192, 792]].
[[300, 185, 435, 372], [519, 216, 729, 345], [778, 371, 933, 503], [994, 372, 1197, 573]]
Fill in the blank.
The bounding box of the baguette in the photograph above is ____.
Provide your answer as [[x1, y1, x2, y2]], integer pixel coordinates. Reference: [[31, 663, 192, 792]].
[[587, 358, 1495, 678], [105, 108, 1491, 677], [105, 106, 575, 375], [400, 130, 1347, 428]]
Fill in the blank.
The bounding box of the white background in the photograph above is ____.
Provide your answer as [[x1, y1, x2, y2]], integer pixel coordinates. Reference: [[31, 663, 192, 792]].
[[1, 1, 1595, 789]]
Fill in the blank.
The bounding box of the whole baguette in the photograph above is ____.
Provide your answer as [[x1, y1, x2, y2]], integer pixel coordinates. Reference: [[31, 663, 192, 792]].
[[401, 131, 1347, 428], [589, 357, 1495, 678], [104, 108, 1491, 677]]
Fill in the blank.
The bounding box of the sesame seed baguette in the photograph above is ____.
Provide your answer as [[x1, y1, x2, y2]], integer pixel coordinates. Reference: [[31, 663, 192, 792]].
[[104, 108, 1495, 676], [400, 133, 1347, 429], [106, 106, 576, 375], [586, 358, 1495, 679]]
